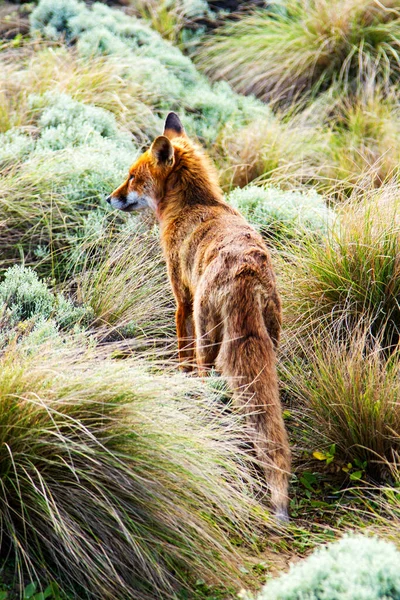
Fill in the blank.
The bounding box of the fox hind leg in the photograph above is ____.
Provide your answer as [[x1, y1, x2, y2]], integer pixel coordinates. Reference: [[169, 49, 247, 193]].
[[176, 303, 195, 371], [193, 298, 221, 376]]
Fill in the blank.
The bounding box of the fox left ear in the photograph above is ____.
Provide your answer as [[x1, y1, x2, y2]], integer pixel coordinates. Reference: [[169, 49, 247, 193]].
[[163, 112, 186, 140], [151, 135, 174, 166]]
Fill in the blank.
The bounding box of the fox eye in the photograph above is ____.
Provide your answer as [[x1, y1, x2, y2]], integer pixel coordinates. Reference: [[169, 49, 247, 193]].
[[129, 174, 135, 181]]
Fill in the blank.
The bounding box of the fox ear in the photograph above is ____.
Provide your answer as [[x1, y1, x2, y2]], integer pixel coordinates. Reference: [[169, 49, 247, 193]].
[[163, 112, 185, 140], [151, 135, 174, 166]]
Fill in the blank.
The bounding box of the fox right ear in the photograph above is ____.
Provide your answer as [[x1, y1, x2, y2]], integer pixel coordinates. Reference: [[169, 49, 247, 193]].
[[163, 112, 186, 140], [151, 135, 174, 166]]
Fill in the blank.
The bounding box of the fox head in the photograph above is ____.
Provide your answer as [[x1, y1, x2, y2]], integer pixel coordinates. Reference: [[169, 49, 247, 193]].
[[106, 112, 185, 212]]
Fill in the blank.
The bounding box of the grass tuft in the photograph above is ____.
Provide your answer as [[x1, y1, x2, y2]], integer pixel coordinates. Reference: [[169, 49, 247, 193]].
[[0, 340, 264, 599], [279, 185, 400, 348], [282, 329, 400, 478], [197, 0, 400, 105]]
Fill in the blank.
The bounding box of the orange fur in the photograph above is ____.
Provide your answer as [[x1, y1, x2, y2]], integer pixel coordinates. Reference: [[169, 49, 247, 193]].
[[108, 113, 291, 520]]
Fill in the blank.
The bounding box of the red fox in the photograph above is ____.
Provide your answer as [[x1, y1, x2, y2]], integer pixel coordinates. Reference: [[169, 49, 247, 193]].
[[107, 113, 291, 520]]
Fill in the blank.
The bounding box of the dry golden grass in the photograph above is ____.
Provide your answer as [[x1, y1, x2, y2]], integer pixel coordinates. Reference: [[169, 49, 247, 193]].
[[0, 42, 158, 143], [217, 107, 330, 190]]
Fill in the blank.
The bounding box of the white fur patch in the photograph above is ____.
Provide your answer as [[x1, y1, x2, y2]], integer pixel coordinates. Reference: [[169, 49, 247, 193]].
[[110, 191, 155, 212]]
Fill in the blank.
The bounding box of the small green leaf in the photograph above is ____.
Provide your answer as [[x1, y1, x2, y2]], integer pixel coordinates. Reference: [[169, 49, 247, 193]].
[[24, 583, 37, 599], [329, 443, 336, 456], [42, 585, 54, 599], [0, 591, 8, 600], [310, 500, 331, 508], [300, 472, 317, 491], [350, 470, 363, 481], [326, 456, 334, 465]]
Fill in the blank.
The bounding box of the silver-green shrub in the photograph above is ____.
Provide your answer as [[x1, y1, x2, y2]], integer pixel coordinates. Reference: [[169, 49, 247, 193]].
[[0, 266, 54, 324], [33, 0, 200, 85], [34, 92, 131, 151], [247, 534, 400, 600], [0, 131, 35, 167], [0, 265, 93, 330], [29, 0, 83, 42], [183, 81, 272, 143], [228, 185, 335, 239], [180, 0, 212, 19], [30, 0, 269, 143]]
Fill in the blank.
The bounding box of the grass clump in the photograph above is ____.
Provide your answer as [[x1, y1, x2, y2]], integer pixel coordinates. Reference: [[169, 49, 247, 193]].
[[244, 534, 400, 599], [75, 226, 174, 338], [282, 330, 400, 478], [133, 0, 214, 44], [216, 104, 331, 190], [324, 89, 400, 192], [280, 186, 400, 348], [0, 340, 263, 599], [197, 0, 400, 105], [227, 185, 335, 240]]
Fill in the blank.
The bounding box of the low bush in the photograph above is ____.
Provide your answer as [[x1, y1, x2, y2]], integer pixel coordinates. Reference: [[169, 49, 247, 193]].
[[0, 340, 263, 599], [33, 92, 131, 151], [0, 265, 93, 345], [29, 0, 273, 147], [31, 0, 199, 85], [244, 534, 400, 599], [197, 0, 400, 105], [227, 185, 335, 240]]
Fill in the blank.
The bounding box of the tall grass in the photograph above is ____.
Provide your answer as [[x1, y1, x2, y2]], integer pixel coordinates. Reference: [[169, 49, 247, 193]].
[[282, 330, 400, 477], [0, 151, 129, 278], [279, 185, 400, 348], [323, 88, 400, 191], [0, 339, 264, 599], [75, 225, 174, 339], [197, 0, 400, 105], [217, 105, 330, 189]]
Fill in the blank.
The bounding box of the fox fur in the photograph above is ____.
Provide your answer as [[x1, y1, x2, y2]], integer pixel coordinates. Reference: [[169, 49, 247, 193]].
[[107, 112, 291, 520]]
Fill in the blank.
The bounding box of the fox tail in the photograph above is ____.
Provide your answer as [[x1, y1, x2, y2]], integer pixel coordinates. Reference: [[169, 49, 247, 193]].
[[216, 301, 291, 521]]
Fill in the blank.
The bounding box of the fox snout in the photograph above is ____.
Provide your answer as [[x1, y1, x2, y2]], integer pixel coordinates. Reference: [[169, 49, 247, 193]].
[[106, 191, 150, 212]]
